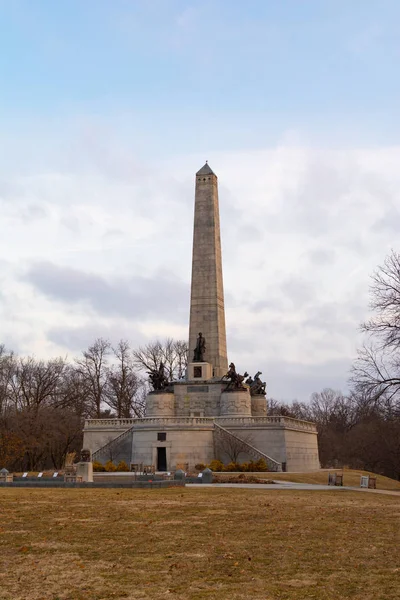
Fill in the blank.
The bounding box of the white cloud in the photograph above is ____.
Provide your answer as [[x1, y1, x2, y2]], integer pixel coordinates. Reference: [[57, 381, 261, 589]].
[[1, 131, 400, 401]]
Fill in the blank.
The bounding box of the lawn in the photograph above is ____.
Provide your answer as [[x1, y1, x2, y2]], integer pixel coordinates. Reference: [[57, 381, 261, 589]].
[[217, 468, 400, 490], [0, 487, 399, 600]]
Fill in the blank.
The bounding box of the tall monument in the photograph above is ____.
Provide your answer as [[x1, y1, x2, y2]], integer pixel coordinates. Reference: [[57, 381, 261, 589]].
[[82, 162, 320, 474], [188, 162, 228, 379]]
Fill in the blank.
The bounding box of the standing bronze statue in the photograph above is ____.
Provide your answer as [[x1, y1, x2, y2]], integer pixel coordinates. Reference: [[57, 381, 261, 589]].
[[193, 332, 206, 362]]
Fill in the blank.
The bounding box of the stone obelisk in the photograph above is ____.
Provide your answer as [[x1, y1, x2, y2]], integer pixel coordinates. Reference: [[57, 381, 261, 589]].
[[188, 163, 228, 379]]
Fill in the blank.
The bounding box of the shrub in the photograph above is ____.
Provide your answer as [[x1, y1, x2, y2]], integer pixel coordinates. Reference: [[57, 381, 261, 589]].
[[213, 474, 275, 484], [207, 459, 268, 472], [208, 459, 224, 472], [105, 460, 117, 472], [116, 460, 129, 472], [93, 461, 106, 472], [254, 458, 268, 472], [223, 462, 241, 472], [194, 463, 206, 471]]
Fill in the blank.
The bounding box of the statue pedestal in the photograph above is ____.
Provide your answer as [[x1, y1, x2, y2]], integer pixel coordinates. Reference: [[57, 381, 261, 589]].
[[220, 389, 251, 417], [251, 395, 267, 416], [76, 461, 93, 483], [187, 362, 213, 381], [146, 392, 175, 417]]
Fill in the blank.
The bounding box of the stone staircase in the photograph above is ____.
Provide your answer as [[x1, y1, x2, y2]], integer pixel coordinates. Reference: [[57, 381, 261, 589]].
[[92, 425, 134, 464], [214, 422, 282, 472]]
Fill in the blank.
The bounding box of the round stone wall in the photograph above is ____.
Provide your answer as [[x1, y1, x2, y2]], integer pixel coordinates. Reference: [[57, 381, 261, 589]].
[[251, 395, 267, 416], [220, 389, 251, 417], [145, 393, 175, 417]]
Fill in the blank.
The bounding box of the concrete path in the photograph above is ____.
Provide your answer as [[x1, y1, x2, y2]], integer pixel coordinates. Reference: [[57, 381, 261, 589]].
[[187, 482, 400, 496], [187, 482, 343, 491]]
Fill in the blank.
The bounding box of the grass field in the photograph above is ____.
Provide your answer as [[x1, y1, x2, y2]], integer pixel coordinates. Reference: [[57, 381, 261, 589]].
[[217, 468, 400, 490], [0, 487, 399, 600]]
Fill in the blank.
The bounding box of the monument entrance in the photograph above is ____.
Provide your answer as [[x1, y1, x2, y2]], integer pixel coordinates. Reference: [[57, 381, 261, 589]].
[[157, 447, 167, 471]]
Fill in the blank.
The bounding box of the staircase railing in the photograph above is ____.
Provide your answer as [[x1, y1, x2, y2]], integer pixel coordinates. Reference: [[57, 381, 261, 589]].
[[214, 422, 282, 472], [92, 425, 135, 463]]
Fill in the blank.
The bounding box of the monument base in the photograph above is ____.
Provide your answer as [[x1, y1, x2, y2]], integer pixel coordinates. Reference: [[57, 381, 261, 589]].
[[83, 411, 320, 473], [187, 362, 213, 381], [251, 395, 267, 416], [146, 392, 175, 417], [220, 389, 251, 417]]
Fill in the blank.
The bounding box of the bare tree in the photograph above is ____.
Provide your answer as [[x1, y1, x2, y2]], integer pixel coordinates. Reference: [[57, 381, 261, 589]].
[[56, 365, 92, 417], [268, 399, 311, 419], [0, 347, 15, 419], [105, 340, 146, 418], [45, 408, 83, 469], [102, 435, 124, 463], [75, 338, 111, 418], [361, 251, 400, 350], [351, 251, 400, 415], [309, 389, 349, 427], [169, 339, 188, 380], [0, 427, 24, 469], [215, 431, 255, 463], [7, 356, 67, 413], [133, 338, 188, 382], [11, 409, 50, 470]]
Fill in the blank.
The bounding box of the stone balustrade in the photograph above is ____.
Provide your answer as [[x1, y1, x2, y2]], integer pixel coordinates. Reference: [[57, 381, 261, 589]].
[[219, 416, 317, 432], [84, 415, 317, 433]]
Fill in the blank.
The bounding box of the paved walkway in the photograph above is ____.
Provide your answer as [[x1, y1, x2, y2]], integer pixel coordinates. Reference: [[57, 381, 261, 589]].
[[188, 482, 344, 491], [187, 481, 400, 496]]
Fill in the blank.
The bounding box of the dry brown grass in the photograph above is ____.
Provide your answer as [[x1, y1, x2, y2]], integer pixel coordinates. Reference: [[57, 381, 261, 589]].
[[0, 487, 399, 600], [218, 468, 400, 490]]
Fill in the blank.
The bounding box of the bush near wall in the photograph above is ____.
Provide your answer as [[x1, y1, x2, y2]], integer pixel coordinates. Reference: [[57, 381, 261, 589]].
[[208, 459, 268, 472], [115, 460, 130, 472], [208, 460, 224, 472], [93, 460, 130, 472], [194, 463, 206, 471], [93, 461, 106, 472], [104, 460, 117, 472], [94, 459, 269, 473]]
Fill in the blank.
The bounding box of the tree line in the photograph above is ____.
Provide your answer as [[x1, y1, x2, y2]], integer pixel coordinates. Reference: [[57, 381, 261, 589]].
[[0, 338, 188, 470], [269, 388, 400, 480], [1, 250, 400, 478]]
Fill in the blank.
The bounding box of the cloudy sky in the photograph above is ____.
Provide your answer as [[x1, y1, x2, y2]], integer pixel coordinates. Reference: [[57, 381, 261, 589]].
[[1, 0, 400, 402]]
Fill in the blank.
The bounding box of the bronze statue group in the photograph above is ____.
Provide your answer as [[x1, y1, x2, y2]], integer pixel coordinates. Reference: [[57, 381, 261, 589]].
[[147, 332, 266, 396]]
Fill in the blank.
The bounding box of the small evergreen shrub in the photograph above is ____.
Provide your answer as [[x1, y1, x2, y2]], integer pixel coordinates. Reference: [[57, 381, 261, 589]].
[[105, 460, 117, 472], [223, 462, 241, 472], [206, 459, 269, 472], [208, 459, 224, 472], [93, 461, 106, 472], [213, 474, 274, 484], [116, 460, 129, 472], [254, 458, 268, 472]]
